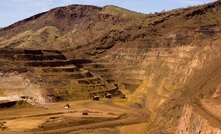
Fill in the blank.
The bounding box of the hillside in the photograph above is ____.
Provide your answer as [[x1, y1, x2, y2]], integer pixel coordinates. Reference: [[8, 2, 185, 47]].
[[0, 4, 147, 50], [0, 1, 221, 133]]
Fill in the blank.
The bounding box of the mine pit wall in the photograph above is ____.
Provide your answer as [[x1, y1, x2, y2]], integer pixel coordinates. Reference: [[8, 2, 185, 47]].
[[128, 46, 200, 110], [136, 43, 221, 133], [0, 49, 118, 102], [0, 73, 47, 103], [81, 34, 221, 133], [174, 104, 221, 134], [143, 45, 220, 133], [93, 43, 221, 110]]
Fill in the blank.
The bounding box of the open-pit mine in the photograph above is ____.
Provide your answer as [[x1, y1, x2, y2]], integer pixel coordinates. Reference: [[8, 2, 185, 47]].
[[1, 1, 221, 133]]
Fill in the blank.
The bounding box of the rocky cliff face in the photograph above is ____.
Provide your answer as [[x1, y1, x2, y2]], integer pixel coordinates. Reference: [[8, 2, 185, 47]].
[[0, 72, 46, 103], [174, 104, 221, 134]]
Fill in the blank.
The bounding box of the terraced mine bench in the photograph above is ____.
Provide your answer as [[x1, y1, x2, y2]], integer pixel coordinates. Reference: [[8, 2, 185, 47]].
[[0, 49, 117, 102]]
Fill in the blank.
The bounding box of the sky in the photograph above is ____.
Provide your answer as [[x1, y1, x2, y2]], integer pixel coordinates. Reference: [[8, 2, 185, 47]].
[[0, 0, 216, 27]]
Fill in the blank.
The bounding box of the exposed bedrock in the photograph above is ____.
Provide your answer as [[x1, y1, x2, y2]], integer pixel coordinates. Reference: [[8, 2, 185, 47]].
[[0, 72, 47, 103], [0, 49, 117, 103], [72, 37, 221, 133]]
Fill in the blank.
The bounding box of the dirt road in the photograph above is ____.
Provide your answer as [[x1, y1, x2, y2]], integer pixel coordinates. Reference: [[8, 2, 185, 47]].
[[1, 99, 150, 134]]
